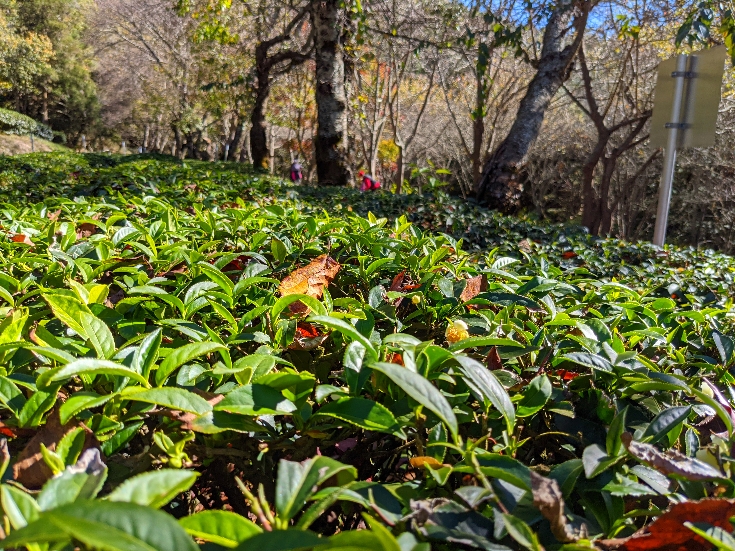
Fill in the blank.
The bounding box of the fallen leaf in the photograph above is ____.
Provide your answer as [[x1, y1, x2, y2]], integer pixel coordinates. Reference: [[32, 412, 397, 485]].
[[554, 369, 579, 381], [518, 239, 532, 253], [47, 209, 61, 221], [562, 251, 578, 259], [459, 275, 487, 303], [289, 322, 329, 351], [13, 410, 98, 489], [389, 271, 419, 293], [279, 255, 340, 314], [387, 353, 404, 366], [598, 499, 735, 551], [11, 234, 34, 246], [485, 346, 503, 371], [390, 271, 407, 292], [295, 322, 320, 339], [76, 222, 98, 239], [222, 256, 249, 272], [531, 471, 588, 543], [622, 433, 725, 481], [280, 255, 340, 299]]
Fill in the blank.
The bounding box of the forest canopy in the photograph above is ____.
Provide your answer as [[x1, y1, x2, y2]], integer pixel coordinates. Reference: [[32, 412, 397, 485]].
[[1, 0, 735, 249]]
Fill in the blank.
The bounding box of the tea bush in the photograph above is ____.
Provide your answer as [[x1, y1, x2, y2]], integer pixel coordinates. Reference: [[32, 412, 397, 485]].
[[0, 109, 53, 140], [0, 153, 734, 551]]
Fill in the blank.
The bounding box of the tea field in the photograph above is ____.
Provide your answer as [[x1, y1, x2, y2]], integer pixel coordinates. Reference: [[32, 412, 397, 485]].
[[0, 152, 735, 551]]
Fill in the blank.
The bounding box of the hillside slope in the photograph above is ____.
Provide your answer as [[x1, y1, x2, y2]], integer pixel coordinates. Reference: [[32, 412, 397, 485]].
[[0, 133, 68, 155]]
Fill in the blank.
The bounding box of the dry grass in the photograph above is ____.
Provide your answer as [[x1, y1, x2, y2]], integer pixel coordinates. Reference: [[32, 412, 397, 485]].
[[0, 133, 69, 155]]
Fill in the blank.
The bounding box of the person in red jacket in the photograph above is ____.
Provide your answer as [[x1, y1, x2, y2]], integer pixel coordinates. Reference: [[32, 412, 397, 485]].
[[358, 170, 381, 191], [289, 160, 303, 184]]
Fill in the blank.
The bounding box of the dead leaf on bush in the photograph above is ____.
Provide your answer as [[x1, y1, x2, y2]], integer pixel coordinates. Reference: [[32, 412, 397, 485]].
[[13, 410, 98, 489], [280, 255, 340, 298], [279, 255, 340, 313], [46, 209, 61, 222], [598, 499, 735, 551], [486, 346, 503, 371], [76, 222, 98, 239], [622, 433, 725, 480], [289, 322, 328, 351], [531, 471, 587, 543], [459, 275, 487, 303], [11, 234, 34, 246]]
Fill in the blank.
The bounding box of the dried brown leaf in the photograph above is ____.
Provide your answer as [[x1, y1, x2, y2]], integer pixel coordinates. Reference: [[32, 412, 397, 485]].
[[76, 222, 98, 239], [486, 346, 503, 371], [13, 410, 98, 489], [279, 255, 340, 314], [11, 234, 34, 246], [622, 433, 725, 481], [598, 499, 735, 551], [459, 275, 487, 303], [531, 471, 588, 543]]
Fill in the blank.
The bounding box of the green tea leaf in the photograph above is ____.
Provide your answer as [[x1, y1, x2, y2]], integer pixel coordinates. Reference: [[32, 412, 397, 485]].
[[369, 361, 458, 442]]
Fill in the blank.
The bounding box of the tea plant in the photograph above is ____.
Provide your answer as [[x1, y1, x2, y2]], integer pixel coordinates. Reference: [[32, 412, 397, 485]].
[[0, 152, 734, 550]]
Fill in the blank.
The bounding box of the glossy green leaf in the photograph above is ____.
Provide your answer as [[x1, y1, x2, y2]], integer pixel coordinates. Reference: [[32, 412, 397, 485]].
[[179, 511, 261, 548], [1, 500, 198, 551], [214, 384, 297, 416], [315, 397, 406, 438], [108, 470, 199, 508], [37, 358, 149, 389], [156, 342, 227, 386], [124, 387, 212, 415], [369, 361, 458, 442]]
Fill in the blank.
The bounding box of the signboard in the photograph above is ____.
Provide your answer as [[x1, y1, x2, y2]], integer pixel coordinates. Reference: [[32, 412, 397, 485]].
[[650, 46, 726, 149]]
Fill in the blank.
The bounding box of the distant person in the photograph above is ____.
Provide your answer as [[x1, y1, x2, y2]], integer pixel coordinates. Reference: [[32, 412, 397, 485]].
[[290, 160, 303, 184], [359, 171, 381, 192]]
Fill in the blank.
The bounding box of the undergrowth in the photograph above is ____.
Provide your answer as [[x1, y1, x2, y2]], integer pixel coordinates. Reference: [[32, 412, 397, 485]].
[[0, 153, 733, 551]]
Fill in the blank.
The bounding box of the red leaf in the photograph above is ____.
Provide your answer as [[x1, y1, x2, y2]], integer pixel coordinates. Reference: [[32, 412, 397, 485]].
[[460, 275, 487, 303], [554, 369, 579, 381], [562, 251, 577, 259], [486, 347, 502, 371], [295, 322, 320, 339], [76, 222, 97, 239], [11, 234, 34, 246], [390, 271, 406, 292], [387, 353, 404, 366], [600, 499, 735, 551]]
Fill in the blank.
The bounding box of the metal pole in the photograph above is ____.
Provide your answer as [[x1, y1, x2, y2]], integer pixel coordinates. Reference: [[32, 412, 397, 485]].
[[653, 54, 688, 247], [30, 133, 34, 153], [224, 144, 229, 162]]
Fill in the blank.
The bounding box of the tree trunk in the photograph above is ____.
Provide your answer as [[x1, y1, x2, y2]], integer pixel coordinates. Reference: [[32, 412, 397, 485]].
[[471, 69, 485, 186], [250, 88, 270, 169], [581, 137, 608, 231], [231, 120, 246, 162], [269, 125, 276, 174], [475, 0, 590, 212], [472, 115, 485, 186], [396, 142, 405, 194], [41, 88, 49, 124], [312, 0, 352, 186]]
